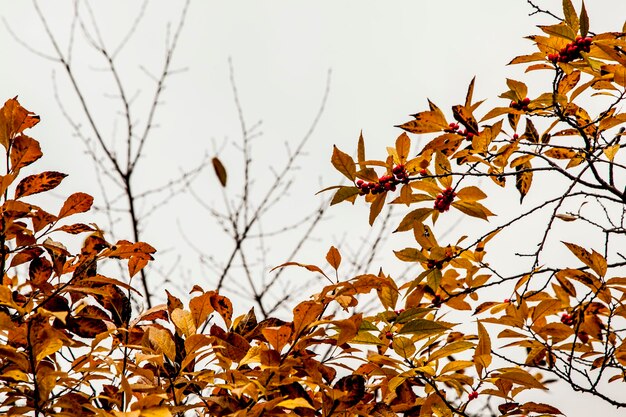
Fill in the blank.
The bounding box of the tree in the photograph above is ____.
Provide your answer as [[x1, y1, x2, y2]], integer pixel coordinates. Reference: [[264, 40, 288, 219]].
[[1, 1, 626, 416]]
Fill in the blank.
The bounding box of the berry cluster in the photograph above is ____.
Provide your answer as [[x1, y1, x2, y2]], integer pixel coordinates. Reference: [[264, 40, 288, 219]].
[[468, 391, 478, 401], [356, 164, 409, 195], [434, 186, 456, 212], [547, 36, 592, 63], [561, 313, 575, 326], [446, 122, 476, 139], [510, 97, 531, 111]]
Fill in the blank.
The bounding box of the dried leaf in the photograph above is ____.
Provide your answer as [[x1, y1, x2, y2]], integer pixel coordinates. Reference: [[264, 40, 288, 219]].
[[326, 246, 341, 270], [211, 156, 227, 187], [58, 192, 94, 219], [14, 171, 67, 199], [10, 135, 42, 172], [332, 145, 356, 181], [292, 300, 323, 337]]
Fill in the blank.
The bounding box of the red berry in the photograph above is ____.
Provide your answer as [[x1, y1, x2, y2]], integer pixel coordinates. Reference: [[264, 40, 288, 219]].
[[419, 169, 427, 176], [468, 391, 478, 401], [385, 331, 393, 339], [513, 133, 519, 140], [504, 299, 510, 303], [522, 97, 530, 105]]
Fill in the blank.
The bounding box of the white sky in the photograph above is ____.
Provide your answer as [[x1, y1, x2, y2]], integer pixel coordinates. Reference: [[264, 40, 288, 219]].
[[2, 1, 626, 415]]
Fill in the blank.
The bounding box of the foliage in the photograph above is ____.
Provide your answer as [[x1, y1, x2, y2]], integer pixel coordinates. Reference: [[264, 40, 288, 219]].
[[2, 1, 626, 416]]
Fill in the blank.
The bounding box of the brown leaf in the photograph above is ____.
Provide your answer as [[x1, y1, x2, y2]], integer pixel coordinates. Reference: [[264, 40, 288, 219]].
[[326, 246, 341, 270], [562, 242, 607, 277], [369, 192, 386, 226], [452, 105, 479, 134], [331, 145, 356, 181], [261, 324, 292, 352], [14, 171, 67, 199], [54, 223, 96, 234], [397, 109, 448, 134], [0, 97, 40, 150], [10, 135, 42, 172], [58, 192, 94, 219], [474, 321, 492, 376], [292, 300, 323, 337], [189, 292, 215, 328], [210, 293, 233, 328], [515, 161, 533, 203], [211, 156, 227, 187]]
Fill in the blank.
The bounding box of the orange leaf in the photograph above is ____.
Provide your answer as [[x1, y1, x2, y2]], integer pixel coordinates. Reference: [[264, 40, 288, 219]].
[[326, 246, 341, 270], [14, 171, 67, 199], [210, 293, 233, 328], [54, 223, 95, 234], [0, 97, 40, 150], [292, 300, 323, 337], [58, 192, 94, 219], [10, 135, 42, 172], [395, 133, 411, 164], [189, 292, 215, 328], [261, 324, 292, 351]]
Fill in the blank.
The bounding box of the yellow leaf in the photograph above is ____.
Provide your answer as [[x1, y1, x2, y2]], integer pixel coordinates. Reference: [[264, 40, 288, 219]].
[[498, 369, 545, 389], [506, 79, 528, 100], [474, 321, 491, 376], [144, 327, 176, 362], [544, 147, 577, 159], [429, 340, 474, 363], [392, 336, 416, 359], [562, 0, 579, 34], [451, 200, 494, 220], [171, 308, 196, 337], [357, 131, 366, 169], [395, 133, 411, 164], [562, 242, 607, 276], [140, 408, 173, 417], [277, 398, 315, 410], [434, 151, 452, 188], [455, 186, 487, 202], [396, 108, 448, 134], [369, 192, 387, 226]]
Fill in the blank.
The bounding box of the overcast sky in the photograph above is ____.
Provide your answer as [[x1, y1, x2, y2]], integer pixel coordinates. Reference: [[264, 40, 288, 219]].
[[2, 1, 626, 414]]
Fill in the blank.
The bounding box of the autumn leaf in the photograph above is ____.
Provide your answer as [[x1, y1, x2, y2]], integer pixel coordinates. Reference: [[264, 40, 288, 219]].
[[473, 321, 492, 377], [515, 161, 533, 203], [292, 300, 323, 337], [211, 156, 227, 187], [261, 325, 292, 352], [14, 171, 67, 199], [0, 97, 40, 150], [331, 145, 356, 181], [58, 192, 94, 219], [10, 135, 42, 172], [562, 242, 607, 277], [326, 246, 341, 270]]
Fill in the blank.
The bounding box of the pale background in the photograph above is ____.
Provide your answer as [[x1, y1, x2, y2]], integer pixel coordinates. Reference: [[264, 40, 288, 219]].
[[1, 1, 625, 415]]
